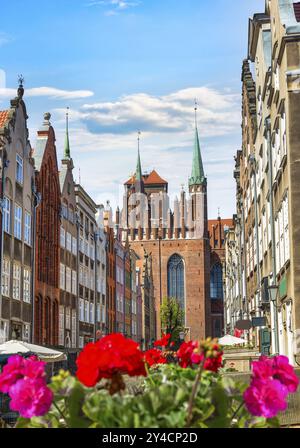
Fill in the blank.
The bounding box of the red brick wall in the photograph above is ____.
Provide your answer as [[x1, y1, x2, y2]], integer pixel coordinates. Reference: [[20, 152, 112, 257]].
[[34, 127, 61, 346]]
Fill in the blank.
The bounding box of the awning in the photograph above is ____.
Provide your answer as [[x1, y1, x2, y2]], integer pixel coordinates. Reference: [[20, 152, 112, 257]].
[[0, 340, 66, 362]]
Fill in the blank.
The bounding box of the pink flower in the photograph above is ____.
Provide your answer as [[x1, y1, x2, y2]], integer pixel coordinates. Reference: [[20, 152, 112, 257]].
[[9, 378, 53, 418], [0, 355, 25, 393], [0, 355, 46, 394], [22, 356, 47, 380], [251, 356, 273, 380], [251, 355, 299, 393], [272, 355, 299, 393], [244, 378, 288, 418]]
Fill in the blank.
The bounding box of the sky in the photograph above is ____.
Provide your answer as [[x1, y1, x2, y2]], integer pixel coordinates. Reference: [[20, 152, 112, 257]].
[[0, 0, 264, 218]]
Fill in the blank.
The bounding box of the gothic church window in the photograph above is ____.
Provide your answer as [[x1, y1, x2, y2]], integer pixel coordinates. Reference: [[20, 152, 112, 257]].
[[167, 254, 185, 310], [210, 263, 223, 299]]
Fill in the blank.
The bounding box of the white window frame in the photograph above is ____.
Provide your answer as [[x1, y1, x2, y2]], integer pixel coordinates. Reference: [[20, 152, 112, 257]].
[[24, 211, 32, 246], [13, 263, 21, 301], [66, 232, 72, 252], [23, 267, 31, 303], [72, 270, 77, 295], [16, 154, 23, 185], [60, 226, 66, 248], [3, 197, 11, 234], [60, 263, 65, 290], [14, 204, 22, 240], [72, 237, 77, 256], [1, 258, 10, 297], [66, 267, 71, 293]]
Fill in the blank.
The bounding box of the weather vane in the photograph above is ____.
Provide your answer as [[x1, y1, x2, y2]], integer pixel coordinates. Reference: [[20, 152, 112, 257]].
[[18, 74, 25, 86]]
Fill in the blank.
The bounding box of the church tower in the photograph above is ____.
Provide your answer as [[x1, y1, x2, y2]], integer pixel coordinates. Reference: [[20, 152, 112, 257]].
[[121, 112, 211, 341], [188, 103, 208, 239]]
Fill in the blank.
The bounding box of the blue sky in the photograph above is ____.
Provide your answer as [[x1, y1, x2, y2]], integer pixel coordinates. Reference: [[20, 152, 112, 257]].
[[0, 0, 264, 218]]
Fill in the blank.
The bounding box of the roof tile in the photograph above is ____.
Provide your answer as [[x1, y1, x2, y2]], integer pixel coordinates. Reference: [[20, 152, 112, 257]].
[[144, 170, 168, 185], [0, 110, 10, 128]]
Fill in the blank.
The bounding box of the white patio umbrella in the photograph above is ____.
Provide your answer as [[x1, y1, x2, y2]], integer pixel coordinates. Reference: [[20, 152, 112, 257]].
[[0, 340, 66, 362], [218, 334, 246, 346]]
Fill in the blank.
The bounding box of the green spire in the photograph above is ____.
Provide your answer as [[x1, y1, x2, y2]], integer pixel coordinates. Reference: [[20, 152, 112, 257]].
[[135, 131, 142, 181], [64, 107, 70, 159], [189, 104, 205, 187]]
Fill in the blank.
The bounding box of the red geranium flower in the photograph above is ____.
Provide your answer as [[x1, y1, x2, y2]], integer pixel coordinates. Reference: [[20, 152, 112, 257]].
[[76, 333, 146, 387], [154, 333, 171, 348], [177, 341, 199, 368], [144, 348, 167, 367]]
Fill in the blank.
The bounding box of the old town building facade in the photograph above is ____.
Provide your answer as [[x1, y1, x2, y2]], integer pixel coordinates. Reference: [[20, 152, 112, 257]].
[[59, 112, 78, 349], [0, 83, 35, 344], [224, 0, 300, 363], [33, 113, 61, 347]]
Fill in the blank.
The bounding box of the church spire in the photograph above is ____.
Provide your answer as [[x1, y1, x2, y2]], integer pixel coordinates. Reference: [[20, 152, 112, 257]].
[[189, 101, 205, 187], [64, 107, 71, 159], [135, 131, 142, 181]]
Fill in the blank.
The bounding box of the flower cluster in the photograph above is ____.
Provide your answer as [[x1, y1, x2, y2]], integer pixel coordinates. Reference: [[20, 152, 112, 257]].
[[0, 355, 53, 418], [76, 333, 146, 388], [144, 348, 167, 367], [154, 333, 171, 348], [244, 355, 299, 418], [177, 338, 223, 372]]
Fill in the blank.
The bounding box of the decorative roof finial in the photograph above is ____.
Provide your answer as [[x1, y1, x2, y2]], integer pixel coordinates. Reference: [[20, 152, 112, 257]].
[[17, 75, 25, 99], [64, 106, 71, 159], [136, 130, 142, 182]]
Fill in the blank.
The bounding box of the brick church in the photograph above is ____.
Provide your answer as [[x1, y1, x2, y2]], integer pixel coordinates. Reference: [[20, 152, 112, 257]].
[[120, 119, 232, 340]]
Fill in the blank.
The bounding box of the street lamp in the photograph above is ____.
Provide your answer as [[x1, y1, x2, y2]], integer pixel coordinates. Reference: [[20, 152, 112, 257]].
[[268, 283, 280, 355], [179, 331, 185, 342], [268, 284, 279, 304]]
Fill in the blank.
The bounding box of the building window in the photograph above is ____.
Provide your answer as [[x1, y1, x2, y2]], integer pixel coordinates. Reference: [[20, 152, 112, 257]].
[[14, 204, 22, 240], [0, 320, 9, 343], [3, 197, 11, 234], [214, 319, 222, 338], [210, 263, 223, 299], [79, 336, 84, 348], [66, 267, 71, 293], [62, 204, 68, 219], [16, 154, 23, 184], [60, 227, 65, 248], [23, 324, 30, 342], [24, 212, 31, 246], [72, 270, 77, 295], [59, 306, 64, 346], [13, 263, 21, 300], [66, 307, 71, 330], [89, 302, 94, 324], [72, 237, 77, 256], [23, 268, 31, 303], [84, 301, 89, 323], [167, 254, 185, 310], [66, 232, 72, 252], [79, 299, 84, 322], [71, 310, 76, 348], [1, 258, 10, 297], [60, 263, 65, 290]]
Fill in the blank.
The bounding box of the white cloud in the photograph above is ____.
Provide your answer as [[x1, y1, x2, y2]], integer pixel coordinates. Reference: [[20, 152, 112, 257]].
[[54, 86, 240, 138], [86, 0, 140, 14], [47, 85, 239, 218], [0, 87, 94, 100]]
